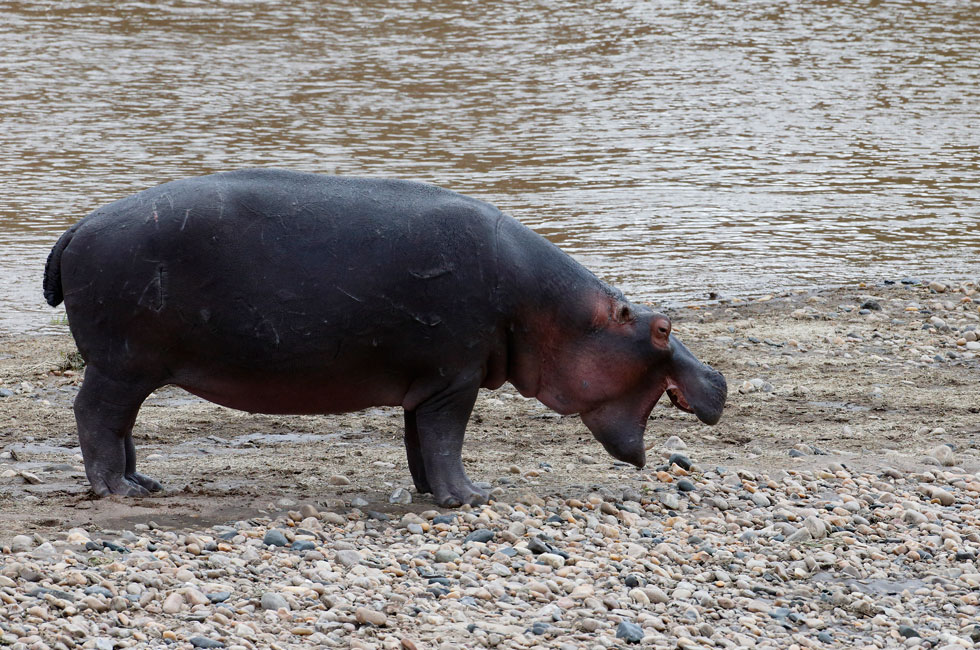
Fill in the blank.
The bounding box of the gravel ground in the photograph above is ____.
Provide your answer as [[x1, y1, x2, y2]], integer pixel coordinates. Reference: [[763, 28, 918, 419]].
[[1, 277, 979, 649]]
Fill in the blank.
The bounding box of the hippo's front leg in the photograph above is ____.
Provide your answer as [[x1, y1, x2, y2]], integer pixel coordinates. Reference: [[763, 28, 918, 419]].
[[403, 411, 432, 494], [406, 381, 488, 508]]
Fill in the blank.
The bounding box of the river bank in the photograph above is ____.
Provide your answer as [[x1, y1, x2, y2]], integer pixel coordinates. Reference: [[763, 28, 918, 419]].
[[1, 278, 979, 649]]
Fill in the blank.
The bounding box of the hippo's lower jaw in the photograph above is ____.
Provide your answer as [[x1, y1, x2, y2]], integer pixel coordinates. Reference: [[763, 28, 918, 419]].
[[579, 407, 649, 469]]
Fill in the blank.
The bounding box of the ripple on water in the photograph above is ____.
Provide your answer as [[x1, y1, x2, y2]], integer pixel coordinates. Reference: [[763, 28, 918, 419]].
[[1, 1, 978, 335]]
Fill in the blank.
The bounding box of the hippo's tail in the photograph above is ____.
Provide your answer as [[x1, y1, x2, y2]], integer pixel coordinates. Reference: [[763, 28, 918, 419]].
[[43, 224, 79, 307]]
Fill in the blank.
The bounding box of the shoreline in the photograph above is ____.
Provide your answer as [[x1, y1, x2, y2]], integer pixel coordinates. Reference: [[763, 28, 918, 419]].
[[1, 277, 979, 648]]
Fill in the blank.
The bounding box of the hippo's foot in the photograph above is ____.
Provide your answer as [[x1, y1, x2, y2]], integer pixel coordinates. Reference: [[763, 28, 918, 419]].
[[127, 472, 164, 493], [433, 479, 488, 508], [90, 471, 162, 497]]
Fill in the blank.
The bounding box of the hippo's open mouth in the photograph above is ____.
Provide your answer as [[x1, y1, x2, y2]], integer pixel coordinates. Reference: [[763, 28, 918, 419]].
[[666, 385, 693, 413]]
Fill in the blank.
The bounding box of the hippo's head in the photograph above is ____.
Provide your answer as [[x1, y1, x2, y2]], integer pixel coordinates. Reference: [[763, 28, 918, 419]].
[[540, 301, 726, 469]]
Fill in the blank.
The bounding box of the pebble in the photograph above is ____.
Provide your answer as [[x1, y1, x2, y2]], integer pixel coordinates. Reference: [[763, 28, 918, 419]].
[[389, 487, 412, 504], [928, 444, 957, 466], [162, 592, 184, 614], [10, 535, 32, 553], [260, 592, 289, 611], [355, 607, 387, 626], [663, 435, 687, 450], [616, 621, 644, 644], [464, 529, 494, 544], [335, 549, 363, 566], [434, 549, 459, 563], [262, 529, 288, 547], [676, 479, 695, 492]]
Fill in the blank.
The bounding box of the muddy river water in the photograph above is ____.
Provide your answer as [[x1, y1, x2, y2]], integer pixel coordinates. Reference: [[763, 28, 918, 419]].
[[1, 0, 978, 336]]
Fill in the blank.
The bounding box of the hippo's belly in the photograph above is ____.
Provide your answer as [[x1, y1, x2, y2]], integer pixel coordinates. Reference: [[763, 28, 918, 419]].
[[174, 372, 408, 415]]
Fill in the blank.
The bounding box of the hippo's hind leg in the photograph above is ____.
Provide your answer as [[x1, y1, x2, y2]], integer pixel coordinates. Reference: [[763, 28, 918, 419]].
[[408, 379, 488, 508], [73, 365, 162, 497]]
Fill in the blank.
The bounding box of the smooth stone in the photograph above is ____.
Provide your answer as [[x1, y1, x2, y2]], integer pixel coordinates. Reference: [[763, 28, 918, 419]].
[[184, 587, 209, 606], [664, 436, 687, 450], [616, 621, 644, 644], [464, 529, 494, 544], [350, 496, 370, 507], [928, 445, 956, 466], [291, 540, 316, 552], [190, 638, 225, 649], [538, 553, 565, 568], [355, 607, 387, 626], [530, 622, 551, 635], [434, 549, 459, 563], [28, 585, 76, 601], [527, 537, 553, 555], [84, 585, 114, 599], [10, 535, 33, 553], [328, 475, 351, 485], [898, 625, 920, 638], [335, 549, 363, 567], [804, 516, 828, 539], [930, 488, 955, 506], [101, 540, 128, 553], [676, 479, 695, 492], [708, 496, 730, 511], [903, 510, 928, 525], [668, 453, 692, 471], [389, 487, 412, 504], [646, 586, 669, 604], [263, 529, 288, 547], [261, 592, 289, 611], [207, 591, 232, 603], [162, 592, 184, 614]]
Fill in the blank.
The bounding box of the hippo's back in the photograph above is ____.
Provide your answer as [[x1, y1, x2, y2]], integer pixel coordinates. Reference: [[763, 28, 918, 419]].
[[55, 170, 513, 400]]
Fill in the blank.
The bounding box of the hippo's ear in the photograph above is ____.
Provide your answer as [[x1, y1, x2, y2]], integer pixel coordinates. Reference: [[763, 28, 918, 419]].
[[613, 302, 634, 324]]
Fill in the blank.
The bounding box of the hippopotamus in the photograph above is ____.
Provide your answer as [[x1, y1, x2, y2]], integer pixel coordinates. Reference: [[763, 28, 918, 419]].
[[44, 169, 726, 507]]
